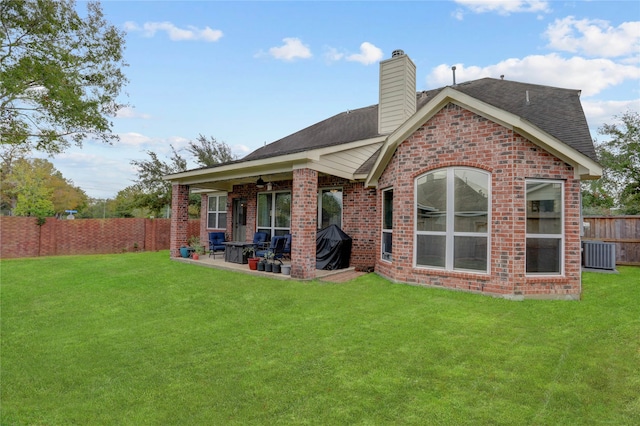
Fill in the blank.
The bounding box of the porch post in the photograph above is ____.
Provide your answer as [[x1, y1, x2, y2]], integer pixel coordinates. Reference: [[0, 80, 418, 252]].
[[170, 183, 190, 258], [291, 168, 318, 279]]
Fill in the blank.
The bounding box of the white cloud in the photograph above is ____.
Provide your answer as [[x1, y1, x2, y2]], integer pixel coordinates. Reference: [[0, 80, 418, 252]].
[[346, 42, 384, 65], [268, 38, 312, 61], [582, 99, 640, 133], [116, 106, 152, 119], [427, 54, 639, 97], [454, 0, 550, 15], [545, 17, 640, 58], [118, 132, 153, 147], [324, 47, 345, 63], [124, 21, 223, 42]]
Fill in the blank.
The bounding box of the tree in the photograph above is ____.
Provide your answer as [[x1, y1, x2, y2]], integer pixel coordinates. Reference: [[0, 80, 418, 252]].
[[130, 146, 186, 216], [186, 134, 236, 167], [1, 0, 128, 154], [2, 157, 87, 217], [130, 136, 235, 216], [595, 111, 640, 214], [9, 158, 55, 220]]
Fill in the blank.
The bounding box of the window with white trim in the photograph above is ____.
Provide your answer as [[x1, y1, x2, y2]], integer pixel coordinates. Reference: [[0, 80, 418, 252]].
[[382, 188, 393, 261], [526, 180, 563, 274], [318, 188, 342, 230], [415, 168, 490, 272], [207, 195, 227, 229], [257, 191, 291, 237]]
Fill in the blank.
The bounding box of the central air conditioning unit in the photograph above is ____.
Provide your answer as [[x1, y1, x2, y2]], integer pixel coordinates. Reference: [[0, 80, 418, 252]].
[[583, 241, 616, 271]]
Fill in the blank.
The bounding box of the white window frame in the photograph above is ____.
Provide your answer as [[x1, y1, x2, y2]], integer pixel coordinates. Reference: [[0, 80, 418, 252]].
[[207, 194, 227, 229], [381, 188, 393, 262], [414, 167, 491, 274], [525, 179, 564, 276], [256, 190, 291, 237], [318, 187, 343, 230]]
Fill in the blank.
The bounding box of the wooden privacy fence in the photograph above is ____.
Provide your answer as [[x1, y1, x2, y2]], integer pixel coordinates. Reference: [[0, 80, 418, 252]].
[[583, 216, 640, 266], [0, 217, 200, 259]]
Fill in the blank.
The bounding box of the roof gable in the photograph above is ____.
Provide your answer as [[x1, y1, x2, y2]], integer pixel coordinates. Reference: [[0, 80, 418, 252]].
[[366, 81, 602, 185]]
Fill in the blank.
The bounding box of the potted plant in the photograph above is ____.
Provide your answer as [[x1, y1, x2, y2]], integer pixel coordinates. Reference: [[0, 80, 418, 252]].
[[188, 236, 204, 260], [244, 246, 260, 270], [263, 251, 274, 272], [179, 245, 194, 258]]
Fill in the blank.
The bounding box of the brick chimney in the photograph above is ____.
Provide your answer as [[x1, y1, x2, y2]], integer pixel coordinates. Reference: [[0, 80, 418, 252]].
[[378, 49, 416, 135]]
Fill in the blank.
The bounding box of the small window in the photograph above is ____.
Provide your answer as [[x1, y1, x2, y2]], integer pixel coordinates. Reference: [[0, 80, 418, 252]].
[[526, 180, 563, 274], [207, 195, 227, 229], [318, 188, 342, 229], [382, 188, 393, 261]]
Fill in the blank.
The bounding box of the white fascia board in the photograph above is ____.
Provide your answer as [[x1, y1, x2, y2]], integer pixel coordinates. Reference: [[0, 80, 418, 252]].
[[512, 124, 602, 179], [366, 87, 602, 186], [164, 136, 387, 185], [366, 87, 457, 187]]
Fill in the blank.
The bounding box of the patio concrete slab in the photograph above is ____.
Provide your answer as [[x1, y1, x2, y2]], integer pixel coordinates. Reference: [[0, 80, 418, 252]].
[[173, 255, 361, 281]]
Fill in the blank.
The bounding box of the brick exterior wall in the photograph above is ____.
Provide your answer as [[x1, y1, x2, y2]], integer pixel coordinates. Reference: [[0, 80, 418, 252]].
[[291, 168, 318, 279], [170, 184, 191, 258], [0, 217, 199, 258], [376, 103, 582, 299]]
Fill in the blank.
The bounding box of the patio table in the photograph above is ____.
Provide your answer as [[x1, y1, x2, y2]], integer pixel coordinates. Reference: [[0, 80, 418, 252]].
[[223, 241, 256, 264]]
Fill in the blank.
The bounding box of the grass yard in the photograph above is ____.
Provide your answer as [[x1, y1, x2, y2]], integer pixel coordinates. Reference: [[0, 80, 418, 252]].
[[1, 251, 639, 425]]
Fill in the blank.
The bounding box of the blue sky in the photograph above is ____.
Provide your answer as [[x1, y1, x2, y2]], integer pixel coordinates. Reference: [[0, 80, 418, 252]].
[[47, 0, 640, 198]]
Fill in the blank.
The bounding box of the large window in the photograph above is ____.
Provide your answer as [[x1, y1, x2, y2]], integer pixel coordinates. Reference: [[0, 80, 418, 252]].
[[257, 191, 291, 237], [382, 188, 393, 261], [415, 168, 489, 272], [526, 180, 563, 274], [318, 188, 342, 230], [207, 194, 227, 229]]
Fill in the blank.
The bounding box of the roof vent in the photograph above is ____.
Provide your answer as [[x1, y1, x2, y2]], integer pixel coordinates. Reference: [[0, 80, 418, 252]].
[[391, 49, 405, 58]]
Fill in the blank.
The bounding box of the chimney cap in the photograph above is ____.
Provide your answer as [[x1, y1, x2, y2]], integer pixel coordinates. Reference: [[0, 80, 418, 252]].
[[391, 49, 405, 58]]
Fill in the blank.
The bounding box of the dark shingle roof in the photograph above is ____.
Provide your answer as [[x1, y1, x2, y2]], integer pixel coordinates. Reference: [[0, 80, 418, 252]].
[[242, 78, 597, 165], [243, 104, 380, 162], [447, 78, 597, 161]]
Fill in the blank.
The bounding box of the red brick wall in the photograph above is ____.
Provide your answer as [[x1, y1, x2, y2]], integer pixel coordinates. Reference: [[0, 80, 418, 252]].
[[170, 184, 191, 258], [377, 103, 582, 299], [291, 168, 318, 279], [0, 217, 199, 259]]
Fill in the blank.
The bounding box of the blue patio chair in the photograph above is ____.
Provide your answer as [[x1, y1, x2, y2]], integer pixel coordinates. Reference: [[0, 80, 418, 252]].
[[208, 232, 226, 258], [283, 233, 292, 260], [256, 235, 287, 264], [252, 231, 268, 248]]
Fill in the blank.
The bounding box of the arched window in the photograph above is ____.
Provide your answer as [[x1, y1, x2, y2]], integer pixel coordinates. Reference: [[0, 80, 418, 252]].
[[415, 168, 490, 273]]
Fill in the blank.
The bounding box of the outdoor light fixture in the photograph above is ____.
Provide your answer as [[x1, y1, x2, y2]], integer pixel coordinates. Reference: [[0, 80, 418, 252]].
[[256, 176, 265, 188]]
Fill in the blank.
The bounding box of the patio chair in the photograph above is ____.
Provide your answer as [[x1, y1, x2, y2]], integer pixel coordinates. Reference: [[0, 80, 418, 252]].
[[208, 232, 226, 258], [283, 233, 292, 260], [252, 231, 268, 249], [256, 236, 287, 264]]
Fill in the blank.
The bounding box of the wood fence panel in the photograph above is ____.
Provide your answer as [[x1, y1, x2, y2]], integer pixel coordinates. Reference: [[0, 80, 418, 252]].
[[583, 216, 640, 266]]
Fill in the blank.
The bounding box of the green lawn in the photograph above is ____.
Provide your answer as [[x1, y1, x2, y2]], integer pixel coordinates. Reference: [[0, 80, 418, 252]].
[[2, 251, 639, 425]]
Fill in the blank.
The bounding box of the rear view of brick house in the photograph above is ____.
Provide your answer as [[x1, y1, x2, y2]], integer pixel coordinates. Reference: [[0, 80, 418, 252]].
[[165, 50, 601, 300]]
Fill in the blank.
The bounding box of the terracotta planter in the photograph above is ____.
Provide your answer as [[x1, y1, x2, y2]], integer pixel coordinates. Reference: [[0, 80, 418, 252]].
[[248, 257, 260, 270], [192, 253, 199, 260]]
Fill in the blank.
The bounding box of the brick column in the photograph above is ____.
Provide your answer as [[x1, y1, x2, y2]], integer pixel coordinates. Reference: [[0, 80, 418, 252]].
[[170, 183, 190, 258], [291, 168, 318, 279]]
